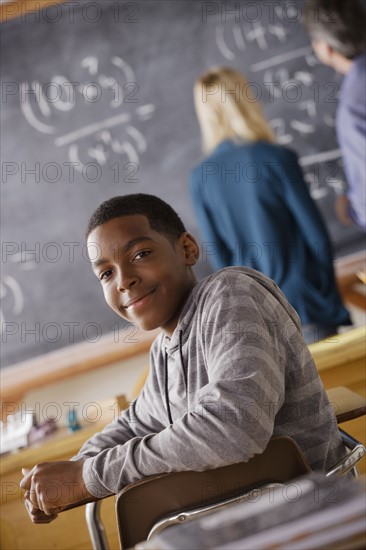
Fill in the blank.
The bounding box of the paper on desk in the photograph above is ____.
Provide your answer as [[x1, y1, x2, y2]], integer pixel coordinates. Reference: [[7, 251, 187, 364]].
[[217, 492, 365, 549], [145, 474, 365, 550]]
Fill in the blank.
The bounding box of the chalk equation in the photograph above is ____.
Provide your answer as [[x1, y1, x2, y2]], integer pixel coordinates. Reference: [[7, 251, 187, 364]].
[[0, 252, 37, 333], [216, 19, 290, 59], [19, 55, 155, 172], [213, 6, 345, 201]]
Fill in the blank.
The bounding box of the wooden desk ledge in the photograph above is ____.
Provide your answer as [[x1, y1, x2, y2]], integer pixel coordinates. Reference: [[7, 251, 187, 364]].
[[0, 328, 159, 408], [326, 387, 366, 424], [0, 395, 129, 478], [308, 326, 366, 372]]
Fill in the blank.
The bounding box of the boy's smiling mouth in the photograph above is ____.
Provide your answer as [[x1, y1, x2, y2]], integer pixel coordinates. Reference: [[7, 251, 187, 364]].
[[123, 289, 157, 310]]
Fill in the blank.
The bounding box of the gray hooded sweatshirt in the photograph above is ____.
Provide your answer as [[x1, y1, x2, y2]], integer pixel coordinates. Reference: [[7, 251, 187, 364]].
[[74, 267, 345, 497]]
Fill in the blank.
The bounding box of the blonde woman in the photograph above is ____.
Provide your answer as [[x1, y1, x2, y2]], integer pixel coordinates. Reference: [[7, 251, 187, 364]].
[[191, 67, 351, 343]]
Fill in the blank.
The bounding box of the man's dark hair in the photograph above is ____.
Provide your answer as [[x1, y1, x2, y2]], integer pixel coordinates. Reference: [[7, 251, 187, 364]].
[[303, 0, 366, 59], [86, 194, 186, 242]]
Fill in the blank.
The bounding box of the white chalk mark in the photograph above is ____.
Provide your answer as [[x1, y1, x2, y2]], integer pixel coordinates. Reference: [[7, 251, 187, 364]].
[[215, 25, 235, 60], [126, 126, 147, 153], [98, 75, 115, 87], [0, 283, 6, 300], [274, 5, 283, 19], [88, 144, 108, 165], [3, 276, 24, 315], [233, 25, 246, 51], [264, 67, 290, 96], [136, 104, 156, 120], [298, 100, 317, 118], [68, 144, 84, 172], [0, 309, 5, 335], [251, 46, 313, 72], [294, 71, 314, 86], [20, 263, 37, 271], [111, 56, 135, 84], [275, 134, 293, 145], [290, 120, 315, 134], [305, 53, 319, 67], [55, 112, 131, 147], [32, 82, 51, 117], [327, 179, 345, 193], [111, 141, 139, 164], [310, 187, 329, 200], [299, 149, 342, 167], [263, 69, 286, 98], [52, 76, 75, 112], [324, 113, 336, 127], [111, 84, 123, 108], [20, 84, 55, 134], [78, 82, 100, 102], [9, 252, 37, 271], [269, 119, 293, 145], [98, 75, 123, 108], [81, 56, 98, 76], [247, 22, 268, 50], [267, 24, 287, 43], [100, 130, 112, 144]]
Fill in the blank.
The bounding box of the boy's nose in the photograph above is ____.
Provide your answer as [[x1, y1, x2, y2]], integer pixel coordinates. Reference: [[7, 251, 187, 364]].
[[116, 268, 138, 292]]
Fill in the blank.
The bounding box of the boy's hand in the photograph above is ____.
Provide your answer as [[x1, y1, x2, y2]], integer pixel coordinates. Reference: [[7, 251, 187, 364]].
[[20, 460, 93, 518], [24, 494, 59, 524]]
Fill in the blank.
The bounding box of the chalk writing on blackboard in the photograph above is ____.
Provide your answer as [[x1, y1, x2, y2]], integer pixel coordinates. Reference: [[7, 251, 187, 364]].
[[19, 55, 156, 172], [212, 9, 346, 202], [0, 250, 40, 333], [1, 276, 24, 334], [215, 19, 290, 60]]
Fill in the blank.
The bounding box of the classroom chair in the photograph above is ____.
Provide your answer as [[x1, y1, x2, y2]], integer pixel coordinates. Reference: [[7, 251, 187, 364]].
[[77, 386, 366, 550]]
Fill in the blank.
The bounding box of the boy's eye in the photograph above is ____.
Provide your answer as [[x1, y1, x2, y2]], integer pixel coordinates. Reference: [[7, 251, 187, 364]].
[[100, 269, 112, 281], [133, 250, 151, 261]]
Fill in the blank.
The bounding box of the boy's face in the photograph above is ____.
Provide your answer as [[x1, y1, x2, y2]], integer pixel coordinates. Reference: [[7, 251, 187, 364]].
[[87, 215, 199, 336]]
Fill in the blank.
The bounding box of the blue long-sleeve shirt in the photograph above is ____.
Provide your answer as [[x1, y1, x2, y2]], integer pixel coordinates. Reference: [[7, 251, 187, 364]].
[[336, 51, 366, 230], [190, 140, 351, 327]]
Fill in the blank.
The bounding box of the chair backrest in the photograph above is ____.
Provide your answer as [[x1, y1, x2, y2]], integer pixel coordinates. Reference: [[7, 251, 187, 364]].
[[115, 435, 311, 549]]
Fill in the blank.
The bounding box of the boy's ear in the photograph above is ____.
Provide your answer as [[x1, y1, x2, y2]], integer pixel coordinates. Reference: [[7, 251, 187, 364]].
[[178, 232, 199, 266]]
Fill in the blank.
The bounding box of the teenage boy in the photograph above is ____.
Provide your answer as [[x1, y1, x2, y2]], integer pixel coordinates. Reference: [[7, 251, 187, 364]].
[[21, 194, 346, 523], [304, 0, 366, 230]]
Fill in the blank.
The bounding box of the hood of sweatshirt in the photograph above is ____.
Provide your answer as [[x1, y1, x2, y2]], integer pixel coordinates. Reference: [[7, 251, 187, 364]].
[[165, 266, 301, 356], [162, 267, 302, 425]]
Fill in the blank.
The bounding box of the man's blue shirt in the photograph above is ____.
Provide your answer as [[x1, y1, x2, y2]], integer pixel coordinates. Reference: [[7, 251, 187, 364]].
[[336, 52, 366, 229]]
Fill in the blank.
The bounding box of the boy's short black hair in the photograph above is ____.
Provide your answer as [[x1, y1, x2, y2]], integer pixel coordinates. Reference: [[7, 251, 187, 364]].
[[86, 194, 186, 242], [303, 0, 366, 59]]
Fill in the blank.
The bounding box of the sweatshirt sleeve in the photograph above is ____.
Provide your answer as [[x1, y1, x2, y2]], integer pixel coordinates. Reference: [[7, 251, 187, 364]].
[[81, 277, 288, 498], [190, 169, 232, 269]]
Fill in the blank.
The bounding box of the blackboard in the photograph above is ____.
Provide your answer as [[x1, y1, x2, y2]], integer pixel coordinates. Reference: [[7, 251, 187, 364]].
[[1, 0, 365, 368]]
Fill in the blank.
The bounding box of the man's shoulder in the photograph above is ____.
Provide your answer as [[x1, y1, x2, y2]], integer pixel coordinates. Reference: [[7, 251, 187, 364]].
[[340, 52, 366, 104], [352, 51, 366, 77]]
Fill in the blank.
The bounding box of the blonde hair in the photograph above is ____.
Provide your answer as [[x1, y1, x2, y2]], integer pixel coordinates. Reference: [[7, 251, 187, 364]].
[[194, 67, 276, 154]]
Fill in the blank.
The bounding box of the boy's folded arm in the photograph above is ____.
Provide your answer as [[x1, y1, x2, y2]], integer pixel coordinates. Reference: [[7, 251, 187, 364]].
[[81, 289, 287, 498], [71, 407, 139, 461], [71, 369, 167, 463], [81, 372, 283, 498]]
